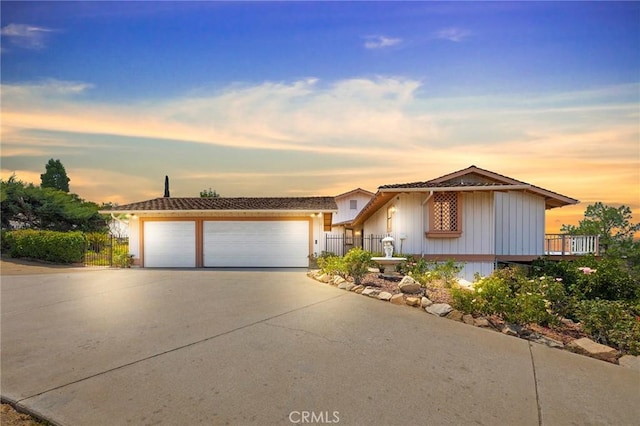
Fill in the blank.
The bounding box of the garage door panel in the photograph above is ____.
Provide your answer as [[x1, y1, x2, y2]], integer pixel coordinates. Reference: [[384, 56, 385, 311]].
[[144, 221, 196, 268], [204, 221, 308, 267]]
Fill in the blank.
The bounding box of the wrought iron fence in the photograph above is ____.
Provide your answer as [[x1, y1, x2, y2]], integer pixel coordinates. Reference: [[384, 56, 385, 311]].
[[84, 233, 130, 267], [324, 233, 387, 257]]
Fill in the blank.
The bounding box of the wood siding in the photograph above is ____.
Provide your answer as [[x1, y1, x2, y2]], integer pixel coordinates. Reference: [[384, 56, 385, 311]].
[[333, 192, 374, 225], [495, 191, 545, 255]]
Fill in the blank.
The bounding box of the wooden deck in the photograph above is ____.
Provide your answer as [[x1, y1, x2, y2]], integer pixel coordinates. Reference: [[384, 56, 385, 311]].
[[544, 234, 599, 256]]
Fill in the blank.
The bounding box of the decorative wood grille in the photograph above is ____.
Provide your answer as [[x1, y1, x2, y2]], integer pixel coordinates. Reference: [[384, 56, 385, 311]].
[[433, 192, 458, 231]]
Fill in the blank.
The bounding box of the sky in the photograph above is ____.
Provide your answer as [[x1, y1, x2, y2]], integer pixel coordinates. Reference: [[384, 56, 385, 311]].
[[1, 1, 639, 233]]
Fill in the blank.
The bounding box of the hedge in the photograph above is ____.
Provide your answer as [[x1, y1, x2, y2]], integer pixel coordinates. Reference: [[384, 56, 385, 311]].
[[2, 230, 85, 264]]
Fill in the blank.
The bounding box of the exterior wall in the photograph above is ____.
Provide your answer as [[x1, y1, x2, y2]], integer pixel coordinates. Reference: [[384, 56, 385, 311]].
[[424, 192, 495, 256], [333, 192, 374, 225], [128, 217, 140, 261], [495, 191, 545, 255], [460, 262, 495, 281]]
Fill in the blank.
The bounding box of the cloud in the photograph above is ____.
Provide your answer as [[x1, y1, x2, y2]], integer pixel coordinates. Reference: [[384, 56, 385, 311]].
[[363, 35, 402, 49], [435, 27, 470, 42], [1, 23, 55, 49]]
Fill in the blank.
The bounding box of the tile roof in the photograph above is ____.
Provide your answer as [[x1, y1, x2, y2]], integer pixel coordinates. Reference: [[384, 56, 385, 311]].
[[108, 197, 337, 212], [379, 181, 506, 189]]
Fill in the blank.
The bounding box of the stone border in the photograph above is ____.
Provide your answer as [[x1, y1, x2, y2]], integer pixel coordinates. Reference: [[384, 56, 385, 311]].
[[307, 270, 640, 371]]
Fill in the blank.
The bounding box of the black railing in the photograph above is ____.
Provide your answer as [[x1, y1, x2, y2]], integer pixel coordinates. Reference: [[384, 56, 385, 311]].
[[84, 234, 130, 267], [324, 234, 387, 256]]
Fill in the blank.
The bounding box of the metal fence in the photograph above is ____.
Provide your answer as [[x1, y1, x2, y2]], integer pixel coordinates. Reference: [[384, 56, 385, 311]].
[[84, 234, 129, 267], [324, 233, 387, 257]]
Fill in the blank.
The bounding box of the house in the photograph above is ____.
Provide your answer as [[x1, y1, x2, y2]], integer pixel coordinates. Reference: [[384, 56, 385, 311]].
[[105, 197, 337, 268], [345, 165, 579, 280], [331, 188, 375, 232]]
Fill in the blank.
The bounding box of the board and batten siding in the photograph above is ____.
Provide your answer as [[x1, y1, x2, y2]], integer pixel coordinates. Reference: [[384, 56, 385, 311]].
[[332, 192, 374, 225], [424, 192, 494, 255], [494, 191, 545, 255]]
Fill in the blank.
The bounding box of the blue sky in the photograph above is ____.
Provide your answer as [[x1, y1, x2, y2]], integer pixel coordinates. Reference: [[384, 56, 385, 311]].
[[1, 1, 639, 231]]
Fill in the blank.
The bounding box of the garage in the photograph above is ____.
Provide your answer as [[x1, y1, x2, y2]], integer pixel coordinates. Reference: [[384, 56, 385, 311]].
[[203, 220, 309, 267], [144, 221, 196, 267]]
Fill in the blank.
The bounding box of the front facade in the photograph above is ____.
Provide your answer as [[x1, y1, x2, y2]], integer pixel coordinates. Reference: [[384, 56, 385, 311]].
[[107, 197, 337, 268], [349, 166, 578, 280], [331, 188, 375, 232]]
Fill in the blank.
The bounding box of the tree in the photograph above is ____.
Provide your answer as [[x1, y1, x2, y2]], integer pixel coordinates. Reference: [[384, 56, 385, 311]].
[[1, 176, 107, 232], [199, 187, 220, 198], [561, 202, 640, 257], [40, 158, 70, 192]]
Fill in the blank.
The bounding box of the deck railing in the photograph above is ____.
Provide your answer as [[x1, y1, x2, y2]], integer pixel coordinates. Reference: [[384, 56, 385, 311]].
[[544, 234, 599, 256]]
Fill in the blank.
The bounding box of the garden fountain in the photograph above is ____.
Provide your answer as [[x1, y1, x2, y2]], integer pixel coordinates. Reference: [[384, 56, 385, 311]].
[[371, 236, 406, 278]]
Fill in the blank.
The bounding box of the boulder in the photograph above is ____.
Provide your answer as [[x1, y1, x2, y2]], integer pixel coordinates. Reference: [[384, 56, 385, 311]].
[[318, 274, 331, 283], [333, 276, 346, 286], [378, 291, 393, 301], [337, 281, 348, 290], [405, 297, 421, 307], [425, 303, 453, 317], [462, 314, 475, 325], [528, 334, 564, 349], [445, 310, 464, 322], [474, 317, 491, 328], [345, 282, 357, 292], [421, 297, 433, 308], [390, 294, 405, 305], [502, 323, 522, 337], [567, 338, 618, 363], [353, 285, 365, 294], [362, 287, 380, 297], [398, 276, 422, 294], [618, 355, 640, 372]]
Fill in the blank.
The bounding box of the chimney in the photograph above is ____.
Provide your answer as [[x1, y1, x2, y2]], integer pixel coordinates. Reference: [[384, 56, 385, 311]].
[[164, 175, 170, 197]]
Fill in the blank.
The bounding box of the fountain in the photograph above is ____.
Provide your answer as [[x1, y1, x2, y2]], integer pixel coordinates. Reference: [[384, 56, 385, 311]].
[[371, 236, 406, 278]]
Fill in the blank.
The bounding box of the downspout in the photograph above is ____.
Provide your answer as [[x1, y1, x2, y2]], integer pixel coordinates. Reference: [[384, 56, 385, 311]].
[[421, 191, 434, 256]]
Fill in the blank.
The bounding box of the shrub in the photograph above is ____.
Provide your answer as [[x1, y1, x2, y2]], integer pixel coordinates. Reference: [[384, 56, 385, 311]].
[[3, 230, 85, 263], [399, 257, 463, 288], [576, 299, 640, 355], [317, 254, 347, 278], [343, 247, 374, 285]]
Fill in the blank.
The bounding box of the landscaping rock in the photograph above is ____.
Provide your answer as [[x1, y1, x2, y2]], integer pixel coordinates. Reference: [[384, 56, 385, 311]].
[[618, 355, 640, 372], [567, 338, 618, 363], [353, 285, 365, 294], [390, 294, 405, 305], [405, 297, 421, 307], [528, 334, 564, 349], [445, 310, 464, 322], [333, 276, 346, 286], [462, 314, 475, 325], [502, 323, 522, 337], [398, 276, 422, 294], [421, 297, 433, 308], [337, 281, 348, 290], [362, 287, 380, 297], [318, 274, 331, 283], [378, 291, 393, 301], [474, 317, 491, 328], [346, 282, 357, 292], [425, 303, 453, 317]]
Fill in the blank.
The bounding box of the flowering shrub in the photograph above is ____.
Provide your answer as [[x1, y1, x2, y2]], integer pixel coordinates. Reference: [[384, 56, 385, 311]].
[[576, 299, 640, 355], [399, 257, 462, 288]]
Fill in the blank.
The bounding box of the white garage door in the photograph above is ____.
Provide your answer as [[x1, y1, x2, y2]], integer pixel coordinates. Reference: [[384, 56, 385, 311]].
[[204, 221, 309, 267], [144, 221, 196, 267]]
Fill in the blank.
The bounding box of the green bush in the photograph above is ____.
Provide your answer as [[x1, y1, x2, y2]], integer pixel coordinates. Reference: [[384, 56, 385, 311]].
[[399, 257, 463, 288], [576, 299, 640, 355], [317, 253, 348, 278], [343, 247, 374, 285], [3, 229, 85, 263]]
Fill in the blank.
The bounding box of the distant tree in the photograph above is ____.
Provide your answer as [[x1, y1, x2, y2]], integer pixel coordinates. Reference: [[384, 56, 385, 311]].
[[561, 202, 640, 257], [199, 188, 220, 198], [40, 158, 70, 192]]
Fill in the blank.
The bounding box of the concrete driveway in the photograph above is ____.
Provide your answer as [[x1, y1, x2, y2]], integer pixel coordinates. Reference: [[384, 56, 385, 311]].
[[1, 267, 638, 425]]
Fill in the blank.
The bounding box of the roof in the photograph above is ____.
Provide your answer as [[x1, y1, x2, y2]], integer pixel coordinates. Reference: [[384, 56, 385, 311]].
[[105, 197, 338, 213], [351, 165, 578, 227], [335, 188, 375, 199]]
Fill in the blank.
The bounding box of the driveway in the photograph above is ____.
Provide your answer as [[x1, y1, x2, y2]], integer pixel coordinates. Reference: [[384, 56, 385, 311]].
[[1, 266, 638, 425]]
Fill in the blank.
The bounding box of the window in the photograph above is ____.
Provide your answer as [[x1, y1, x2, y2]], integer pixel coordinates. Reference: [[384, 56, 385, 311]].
[[387, 206, 395, 233], [427, 192, 462, 237], [350, 200, 357, 210]]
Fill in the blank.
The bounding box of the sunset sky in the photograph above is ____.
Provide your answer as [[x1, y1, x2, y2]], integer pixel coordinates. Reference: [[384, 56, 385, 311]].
[[1, 1, 638, 232]]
